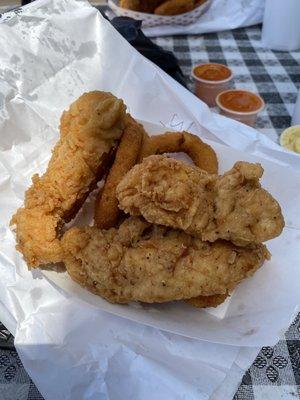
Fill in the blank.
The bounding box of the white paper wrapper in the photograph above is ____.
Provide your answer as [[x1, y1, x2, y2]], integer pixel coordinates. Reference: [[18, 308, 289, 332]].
[[0, 0, 299, 398]]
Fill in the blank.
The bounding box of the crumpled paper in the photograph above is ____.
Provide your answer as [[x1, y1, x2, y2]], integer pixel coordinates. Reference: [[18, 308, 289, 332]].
[[0, 0, 299, 399]]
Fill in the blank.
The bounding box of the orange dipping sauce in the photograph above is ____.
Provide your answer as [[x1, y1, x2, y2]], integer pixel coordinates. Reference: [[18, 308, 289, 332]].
[[217, 90, 263, 113], [193, 63, 232, 82]]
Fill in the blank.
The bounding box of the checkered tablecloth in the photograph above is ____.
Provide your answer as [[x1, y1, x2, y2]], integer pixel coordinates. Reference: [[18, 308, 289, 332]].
[[154, 24, 300, 144], [1, 23, 300, 400], [1, 315, 300, 400]]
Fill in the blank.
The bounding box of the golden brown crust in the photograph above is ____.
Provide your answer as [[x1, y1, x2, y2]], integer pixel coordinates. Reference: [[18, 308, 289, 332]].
[[94, 115, 144, 229], [62, 217, 268, 304], [140, 131, 218, 174], [186, 293, 229, 308], [194, 0, 207, 7], [154, 0, 194, 15], [119, 0, 165, 12], [11, 91, 126, 268], [119, 0, 207, 14], [117, 155, 285, 246]]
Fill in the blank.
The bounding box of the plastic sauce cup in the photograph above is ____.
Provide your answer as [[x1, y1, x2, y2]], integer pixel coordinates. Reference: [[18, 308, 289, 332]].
[[216, 89, 265, 127], [192, 63, 233, 107]]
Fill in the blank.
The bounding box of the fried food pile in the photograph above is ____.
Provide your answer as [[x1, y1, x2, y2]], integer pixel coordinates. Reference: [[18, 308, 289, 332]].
[[119, 0, 206, 16], [11, 91, 285, 309], [62, 217, 269, 304]]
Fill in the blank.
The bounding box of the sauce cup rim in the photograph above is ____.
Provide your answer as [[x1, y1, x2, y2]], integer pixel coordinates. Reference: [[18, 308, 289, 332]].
[[216, 89, 265, 116], [192, 63, 233, 84]]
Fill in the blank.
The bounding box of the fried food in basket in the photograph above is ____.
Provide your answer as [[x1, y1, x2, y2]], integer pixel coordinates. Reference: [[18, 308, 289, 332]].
[[11, 92, 283, 311], [117, 155, 285, 246], [119, 0, 206, 15], [11, 91, 126, 268], [119, 0, 165, 13], [62, 217, 269, 304], [140, 131, 218, 174], [94, 114, 144, 229], [194, 0, 206, 7], [154, 0, 194, 15]]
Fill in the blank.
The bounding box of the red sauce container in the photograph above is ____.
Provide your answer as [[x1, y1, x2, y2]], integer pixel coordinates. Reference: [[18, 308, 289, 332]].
[[216, 90, 265, 127], [192, 63, 233, 107]]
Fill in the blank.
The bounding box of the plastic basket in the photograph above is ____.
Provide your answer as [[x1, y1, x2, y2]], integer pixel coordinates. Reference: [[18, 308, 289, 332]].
[[108, 0, 212, 28]]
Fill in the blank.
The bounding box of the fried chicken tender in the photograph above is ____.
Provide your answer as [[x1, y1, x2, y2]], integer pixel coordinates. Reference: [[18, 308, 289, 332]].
[[194, 0, 206, 6], [11, 91, 126, 268], [62, 217, 269, 304], [120, 0, 165, 12], [117, 156, 284, 246], [140, 132, 220, 308], [119, 0, 206, 14], [154, 0, 194, 15]]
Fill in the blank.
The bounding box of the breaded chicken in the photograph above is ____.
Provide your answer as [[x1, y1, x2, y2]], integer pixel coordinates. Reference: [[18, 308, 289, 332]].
[[186, 293, 229, 308], [154, 0, 194, 15], [120, 0, 165, 12], [117, 156, 284, 246], [61, 217, 269, 304], [11, 91, 126, 268]]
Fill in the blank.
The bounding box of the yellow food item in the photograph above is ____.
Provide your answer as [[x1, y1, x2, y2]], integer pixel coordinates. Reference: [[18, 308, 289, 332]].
[[280, 125, 300, 153]]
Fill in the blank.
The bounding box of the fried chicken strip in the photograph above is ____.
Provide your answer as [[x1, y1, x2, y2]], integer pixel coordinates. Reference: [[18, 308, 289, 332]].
[[117, 155, 284, 246], [62, 217, 269, 304], [154, 0, 194, 15], [194, 0, 207, 7], [120, 0, 165, 12], [11, 91, 126, 268]]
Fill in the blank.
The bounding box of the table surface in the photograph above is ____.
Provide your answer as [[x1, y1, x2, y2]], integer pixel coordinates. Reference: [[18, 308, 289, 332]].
[[1, 23, 300, 400], [154, 24, 300, 144]]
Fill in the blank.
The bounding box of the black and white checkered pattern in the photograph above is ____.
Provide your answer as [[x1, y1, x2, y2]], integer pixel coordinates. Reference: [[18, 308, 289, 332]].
[[0, 342, 44, 399], [153, 25, 300, 144], [1, 315, 300, 399], [235, 314, 300, 399], [0, 22, 299, 400]]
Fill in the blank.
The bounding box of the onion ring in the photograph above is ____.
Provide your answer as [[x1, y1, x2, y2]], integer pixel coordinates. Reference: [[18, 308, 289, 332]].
[[94, 115, 144, 229], [140, 131, 218, 174]]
